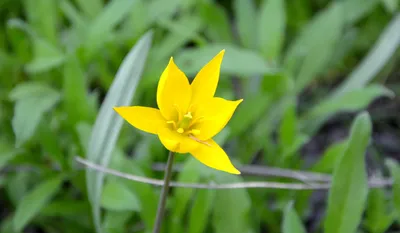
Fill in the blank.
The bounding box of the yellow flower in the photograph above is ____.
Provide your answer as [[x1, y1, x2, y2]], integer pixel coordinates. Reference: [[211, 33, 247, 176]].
[[114, 50, 242, 174]]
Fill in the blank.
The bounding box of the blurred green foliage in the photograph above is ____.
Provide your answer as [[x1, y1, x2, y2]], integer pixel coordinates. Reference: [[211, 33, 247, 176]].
[[0, 0, 400, 233]]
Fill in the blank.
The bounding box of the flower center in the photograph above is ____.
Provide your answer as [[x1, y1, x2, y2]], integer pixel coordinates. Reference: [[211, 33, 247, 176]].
[[167, 111, 201, 135]]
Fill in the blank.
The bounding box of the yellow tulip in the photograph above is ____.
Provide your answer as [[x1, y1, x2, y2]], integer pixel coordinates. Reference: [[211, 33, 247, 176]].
[[114, 50, 242, 174]]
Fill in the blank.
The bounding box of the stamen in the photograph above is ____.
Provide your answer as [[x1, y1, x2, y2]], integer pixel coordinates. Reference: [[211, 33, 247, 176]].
[[190, 129, 200, 135], [177, 128, 184, 133], [184, 112, 192, 119], [166, 121, 176, 128], [189, 135, 211, 147], [189, 116, 205, 127], [173, 104, 182, 121]]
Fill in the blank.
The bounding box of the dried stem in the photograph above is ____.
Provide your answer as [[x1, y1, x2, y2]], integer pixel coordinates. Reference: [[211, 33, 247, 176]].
[[74, 156, 393, 190]]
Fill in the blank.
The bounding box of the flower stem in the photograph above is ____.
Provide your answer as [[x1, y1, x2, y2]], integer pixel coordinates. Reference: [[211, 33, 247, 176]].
[[152, 151, 175, 233]]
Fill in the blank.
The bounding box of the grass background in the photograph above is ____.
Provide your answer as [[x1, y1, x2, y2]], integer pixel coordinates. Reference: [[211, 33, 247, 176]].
[[1, 0, 400, 232]]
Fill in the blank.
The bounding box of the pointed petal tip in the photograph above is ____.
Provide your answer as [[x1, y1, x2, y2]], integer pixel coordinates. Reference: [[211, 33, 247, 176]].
[[218, 49, 225, 57], [113, 106, 122, 112], [229, 168, 241, 175]]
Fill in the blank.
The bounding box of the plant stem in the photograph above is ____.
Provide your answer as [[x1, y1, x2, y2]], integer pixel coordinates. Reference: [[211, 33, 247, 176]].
[[152, 151, 175, 233]]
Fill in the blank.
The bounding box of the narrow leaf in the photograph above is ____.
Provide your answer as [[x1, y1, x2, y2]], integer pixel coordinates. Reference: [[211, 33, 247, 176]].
[[63, 54, 91, 125], [25, 37, 65, 74], [13, 175, 64, 231], [101, 180, 141, 211], [387, 159, 400, 223], [188, 189, 216, 233], [258, 0, 286, 60], [212, 174, 251, 233], [364, 188, 394, 233], [324, 112, 372, 233], [332, 13, 400, 97], [73, 0, 103, 19], [200, 2, 233, 43], [85, 31, 153, 233], [10, 82, 60, 146], [305, 85, 393, 120], [282, 202, 307, 233], [311, 140, 348, 173], [175, 44, 276, 77], [84, 0, 137, 57], [234, 0, 257, 48], [284, 2, 343, 77]]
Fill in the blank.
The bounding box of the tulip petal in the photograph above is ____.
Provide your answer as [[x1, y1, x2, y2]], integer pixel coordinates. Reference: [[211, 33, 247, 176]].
[[158, 127, 200, 153], [191, 50, 225, 106], [113, 106, 166, 134], [193, 97, 243, 140], [190, 139, 240, 174], [157, 58, 192, 121]]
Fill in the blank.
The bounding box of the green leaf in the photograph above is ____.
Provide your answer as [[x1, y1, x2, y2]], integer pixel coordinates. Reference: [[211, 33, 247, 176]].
[[301, 85, 393, 134], [153, 15, 203, 62], [262, 72, 294, 99], [147, 0, 183, 23], [85, 31, 152, 233], [382, 0, 398, 13], [212, 174, 251, 233], [387, 159, 400, 223], [258, 0, 286, 60], [0, 143, 18, 170], [306, 85, 393, 119], [24, 0, 59, 44], [5, 172, 30, 206], [199, 2, 233, 43], [84, 0, 137, 58], [120, 0, 149, 39], [284, 2, 343, 82], [109, 151, 158, 229], [175, 44, 276, 77], [74, 0, 103, 19], [234, 0, 257, 48], [60, 0, 86, 30], [101, 179, 141, 211], [324, 112, 372, 233], [63, 54, 91, 125], [332, 13, 400, 97], [25, 37, 65, 74], [311, 140, 348, 173], [294, 3, 343, 92], [76, 122, 92, 154], [343, 0, 380, 24], [282, 202, 307, 233], [279, 101, 297, 148], [188, 189, 216, 233], [278, 100, 309, 160], [229, 92, 270, 136], [103, 211, 133, 233], [13, 175, 64, 232], [364, 188, 394, 233], [41, 200, 90, 217], [10, 82, 60, 146]]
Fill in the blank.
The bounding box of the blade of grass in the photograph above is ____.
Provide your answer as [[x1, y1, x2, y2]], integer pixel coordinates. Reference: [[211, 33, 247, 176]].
[[85, 31, 153, 233]]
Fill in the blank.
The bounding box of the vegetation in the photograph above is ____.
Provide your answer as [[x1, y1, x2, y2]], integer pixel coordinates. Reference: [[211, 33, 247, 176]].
[[0, 0, 400, 232]]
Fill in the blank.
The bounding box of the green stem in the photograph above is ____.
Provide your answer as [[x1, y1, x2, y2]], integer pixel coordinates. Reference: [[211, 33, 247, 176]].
[[152, 151, 175, 233]]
